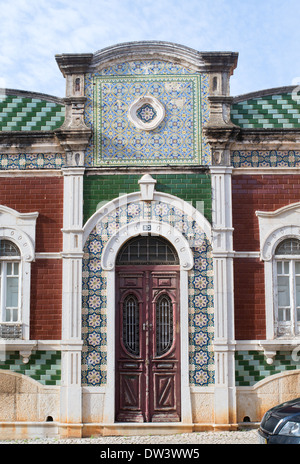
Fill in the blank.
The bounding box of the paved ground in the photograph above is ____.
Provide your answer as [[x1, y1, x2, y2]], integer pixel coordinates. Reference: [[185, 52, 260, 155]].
[[0, 429, 259, 444]]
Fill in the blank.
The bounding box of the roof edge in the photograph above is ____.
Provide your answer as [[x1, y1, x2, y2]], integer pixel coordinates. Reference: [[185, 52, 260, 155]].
[[90, 40, 238, 73], [233, 85, 297, 103], [0, 88, 64, 105]]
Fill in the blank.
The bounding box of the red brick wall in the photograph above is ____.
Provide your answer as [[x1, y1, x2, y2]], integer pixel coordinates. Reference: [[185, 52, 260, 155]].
[[0, 176, 63, 340], [30, 259, 62, 340], [0, 176, 63, 252], [232, 175, 300, 251], [234, 258, 266, 340], [232, 174, 300, 340]]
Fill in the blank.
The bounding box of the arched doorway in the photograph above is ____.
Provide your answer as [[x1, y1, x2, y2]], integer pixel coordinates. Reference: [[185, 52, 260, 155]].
[[115, 235, 181, 422]]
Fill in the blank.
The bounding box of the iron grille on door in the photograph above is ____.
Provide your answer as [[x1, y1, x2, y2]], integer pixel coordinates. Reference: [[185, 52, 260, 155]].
[[123, 295, 139, 356], [156, 294, 173, 356]]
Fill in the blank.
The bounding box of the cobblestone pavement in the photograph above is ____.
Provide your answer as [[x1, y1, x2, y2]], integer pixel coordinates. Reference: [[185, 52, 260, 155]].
[[0, 429, 259, 444]]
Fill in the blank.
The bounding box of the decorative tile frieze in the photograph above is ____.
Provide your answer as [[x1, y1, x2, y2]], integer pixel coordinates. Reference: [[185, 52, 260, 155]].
[[231, 150, 300, 168], [0, 153, 65, 170]]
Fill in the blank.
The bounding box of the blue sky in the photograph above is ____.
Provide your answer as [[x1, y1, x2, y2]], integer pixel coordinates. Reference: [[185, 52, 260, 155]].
[[1, 0, 300, 98]]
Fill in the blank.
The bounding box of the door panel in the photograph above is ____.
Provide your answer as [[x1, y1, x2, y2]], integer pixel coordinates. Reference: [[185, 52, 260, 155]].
[[149, 271, 180, 422], [115, 266, 180, 422]]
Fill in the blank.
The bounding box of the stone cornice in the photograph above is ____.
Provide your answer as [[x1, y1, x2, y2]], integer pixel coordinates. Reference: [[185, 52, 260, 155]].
[[55, 53, 93, 76], [0, 131, 62, 153], [205, 125, 300, 151], [88, 41, 238, 74]]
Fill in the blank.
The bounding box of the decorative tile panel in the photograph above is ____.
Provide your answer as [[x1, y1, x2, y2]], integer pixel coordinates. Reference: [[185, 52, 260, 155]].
[[231, 150, 300, 168], [82, 231, 107, 386], [82, 197, 214, 386], [84, 60, 210, 166], [235, 350, 300, 386], [0, 350, 61, 385], [188, 242, 214, 385]]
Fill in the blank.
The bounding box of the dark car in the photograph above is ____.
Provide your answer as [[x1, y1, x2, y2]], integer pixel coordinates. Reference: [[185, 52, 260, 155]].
[[259, 397, 300, 443]]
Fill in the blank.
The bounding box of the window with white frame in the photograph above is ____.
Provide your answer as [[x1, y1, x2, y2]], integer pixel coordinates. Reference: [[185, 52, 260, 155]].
[[0, 240, 21, 338], [0, 205, 38, 340], [275, 238, 300, 338]]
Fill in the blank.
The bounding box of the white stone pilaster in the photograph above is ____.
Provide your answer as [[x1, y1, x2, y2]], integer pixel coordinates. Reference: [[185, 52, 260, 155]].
[[210, 166, 237, 427], [60, 168, 84, 426]]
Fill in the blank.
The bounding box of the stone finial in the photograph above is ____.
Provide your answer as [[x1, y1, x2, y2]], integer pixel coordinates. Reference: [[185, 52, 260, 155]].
[[138, 174, 157, 201]]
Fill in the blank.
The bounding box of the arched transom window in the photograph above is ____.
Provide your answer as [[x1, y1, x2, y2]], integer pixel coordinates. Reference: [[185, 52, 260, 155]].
[[116, 235, 179, 266]]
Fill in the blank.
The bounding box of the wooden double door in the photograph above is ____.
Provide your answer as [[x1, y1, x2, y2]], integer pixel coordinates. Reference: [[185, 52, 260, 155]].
[[115, 266, 181, 423]]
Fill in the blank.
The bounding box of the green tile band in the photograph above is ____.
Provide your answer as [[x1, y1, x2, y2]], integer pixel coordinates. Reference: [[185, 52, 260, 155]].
[[0, 95, 65, 131], [231, 93, 300, 129], [0, 350, 61, 385], [83, 173, 212, 225], [235, 350, 300, 386]]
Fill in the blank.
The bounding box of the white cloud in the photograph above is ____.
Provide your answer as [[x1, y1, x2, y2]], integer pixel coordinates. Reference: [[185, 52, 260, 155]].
[[0, 0, 300, 96]]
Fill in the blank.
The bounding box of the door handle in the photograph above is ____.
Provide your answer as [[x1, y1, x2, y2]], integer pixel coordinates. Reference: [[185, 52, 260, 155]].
[[142, 322, 153, 331]]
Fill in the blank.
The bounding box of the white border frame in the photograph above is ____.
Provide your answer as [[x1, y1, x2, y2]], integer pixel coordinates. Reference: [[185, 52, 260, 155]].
[[0, 206, 38, 340], [83, 189, 212, 425], [257, 203, 300, 339], [127, 95, 165, 131]]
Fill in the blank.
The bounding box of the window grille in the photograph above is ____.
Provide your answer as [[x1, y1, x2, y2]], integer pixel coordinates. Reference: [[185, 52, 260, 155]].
[[0, 240, 20, 257], [117, 236, 179, 265], [156, 294, 173, 356], [123, 295, 139, 356], [275, 238, 300, 255]]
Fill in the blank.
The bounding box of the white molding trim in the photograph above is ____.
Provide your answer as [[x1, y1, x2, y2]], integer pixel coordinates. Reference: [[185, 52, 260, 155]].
[[232, 167, 300, 175], [212, 251, 260, 259], [236, 339, 300, 351], [0, 170, 62, 177], [84, 190, 212, 244], [210, 166, 236, 425], [128, 95, 165, 131], [0, 227, 35, 263], [256, 202, 300, 340], [0, 205, 38, 340], [256, 202, 300, 261], [35, 253, 62, 259], [257, 202, 300, 218], [101, 219, 194, 271], [0, 205, 38, 262], [60, 168, 85, 425], [233, 251, 260, 258]]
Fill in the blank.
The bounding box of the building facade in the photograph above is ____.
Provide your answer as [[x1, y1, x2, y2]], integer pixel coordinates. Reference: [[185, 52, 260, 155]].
[[0, 41, 300, 438]]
